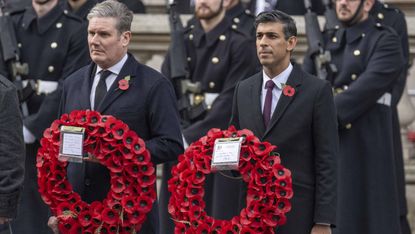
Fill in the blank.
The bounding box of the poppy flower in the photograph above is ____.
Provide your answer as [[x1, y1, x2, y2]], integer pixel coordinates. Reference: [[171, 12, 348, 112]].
[[78, 210, 93, 227], [121, 196, 137, 213], [118, 76, 130, 90], [111, 121, 129, 140], [136, 196, 153, 213], [133, 150, 151, 165], [283, 84, 295, 97], [101, 208, 119, 225], [110, 177, 125, 194], [85, 110, 101, 126], [58, 217, 75, 232], [253, 141, 275, 156], [137, 173, 156, 187]]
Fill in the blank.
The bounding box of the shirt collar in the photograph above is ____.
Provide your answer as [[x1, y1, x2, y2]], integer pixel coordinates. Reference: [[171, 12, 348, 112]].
[[262, 63, 293, 90], [96, 53, 128, 76]]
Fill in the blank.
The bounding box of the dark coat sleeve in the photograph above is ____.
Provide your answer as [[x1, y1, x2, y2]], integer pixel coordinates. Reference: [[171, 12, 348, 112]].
[[0, 78, 25, 218], [183, 38, 258, 143], [334, 32, 403, 126], [312, 81, 338, 225], [229, 81, 241, 129], [144, 78, 184, 165], [24, 25, 89, 139]]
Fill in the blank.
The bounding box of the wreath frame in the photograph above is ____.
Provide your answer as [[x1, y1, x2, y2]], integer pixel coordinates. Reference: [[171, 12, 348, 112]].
[[37, 110, 156, 233], [168, 127, 293, 233]]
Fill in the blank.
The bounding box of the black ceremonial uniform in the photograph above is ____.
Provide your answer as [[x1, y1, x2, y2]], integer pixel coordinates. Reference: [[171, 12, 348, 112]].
[[159, 18, 258, 233], [370, 3, 411, 233], [62, 0, 98, 20], [303, 17, 404, 234], [0, 5, 89, 233], [226, 2, 255, 38]]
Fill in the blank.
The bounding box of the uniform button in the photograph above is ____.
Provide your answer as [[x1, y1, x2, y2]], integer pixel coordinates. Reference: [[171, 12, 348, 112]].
[[190, 24, 195, 29], [64, 10, 68, 14], [207, 105, 212, 110], [335, 25, 340, 29], [376, 22, 382, 27], [377, 13, 384, 20], [351, 74, 357, 80], [233, 17, 240, 23], [361, 33, 365, 38], [56, 22, 63, 28], [245, 9, 251, 14], [211, 57, 219, 64], [17, 43, 22, 48], [345, 123, 352, 129], [189, 34, 194, 40], [332, 37, 337, 43], [353, 50, 360, 56], [51, 42, 58, 49], [219, 35, 226, 41], [209, 82, 215, 89], [85, 178, 91, 186], [384, 3, 388, 8], [232, 24, 237, 29], [343, 85, 349, 90], [187, 57, 191, 62], [48, 66, 54, 73]]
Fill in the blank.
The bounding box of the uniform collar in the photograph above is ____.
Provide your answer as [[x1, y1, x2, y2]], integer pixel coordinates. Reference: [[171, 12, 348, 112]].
[[345, 17, 374, 44], [192, 18, 230, 47], [22, 4, 63, 34], [369, 1, 383, 15]]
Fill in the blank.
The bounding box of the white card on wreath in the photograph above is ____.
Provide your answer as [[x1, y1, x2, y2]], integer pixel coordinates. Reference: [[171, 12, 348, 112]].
[[211, 137, 243, 171], [59, 126, 85, 163]]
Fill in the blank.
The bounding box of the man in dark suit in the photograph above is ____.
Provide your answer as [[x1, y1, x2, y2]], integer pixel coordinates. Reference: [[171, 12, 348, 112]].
[[303, 0, 404, 233], [230, 10, 338, 234], [48, 1, 183, 233]]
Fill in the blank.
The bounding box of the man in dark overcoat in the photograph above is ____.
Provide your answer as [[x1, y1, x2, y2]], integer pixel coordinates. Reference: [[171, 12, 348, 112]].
[[159, 0, 259, 232], [370, 2, 411, 233], [48, 1, 183, 233], [230, 10, 338, 234], [0, 75, 25, 234], [0, 0, 89, 232], [303, 0, 404, 233]]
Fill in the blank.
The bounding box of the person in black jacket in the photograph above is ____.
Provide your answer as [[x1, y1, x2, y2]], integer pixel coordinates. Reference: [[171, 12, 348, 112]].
[[0, 75, 24, 234]]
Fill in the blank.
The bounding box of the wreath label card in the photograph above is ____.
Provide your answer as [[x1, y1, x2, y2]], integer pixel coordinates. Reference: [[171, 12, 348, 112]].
[[211, 137, 243, 171], [59, 126, 85, 163]]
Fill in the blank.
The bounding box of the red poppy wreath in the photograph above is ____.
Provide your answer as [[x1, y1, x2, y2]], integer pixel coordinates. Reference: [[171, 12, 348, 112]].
[[37, 110, 156, 233], [168, 126, 293, 233]]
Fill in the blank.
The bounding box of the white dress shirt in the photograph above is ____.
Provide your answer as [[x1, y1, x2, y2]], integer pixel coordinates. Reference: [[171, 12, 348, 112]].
[[261, 63, 293, 117], [90, 54, 128, 110]]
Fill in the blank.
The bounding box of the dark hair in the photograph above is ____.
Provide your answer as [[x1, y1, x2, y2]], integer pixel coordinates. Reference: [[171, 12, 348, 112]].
[[254, 10, 297, 40]]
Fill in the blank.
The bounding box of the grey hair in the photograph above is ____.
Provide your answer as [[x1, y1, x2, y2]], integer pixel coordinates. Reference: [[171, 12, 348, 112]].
[[87, 0, 133, 33]]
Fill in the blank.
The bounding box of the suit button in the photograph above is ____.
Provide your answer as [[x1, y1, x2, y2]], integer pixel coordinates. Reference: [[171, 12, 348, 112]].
[[351, 74, 357, 80], [345, 123, 352, 129], [209, 82, 215, 89], [85, 178, 91, 186]]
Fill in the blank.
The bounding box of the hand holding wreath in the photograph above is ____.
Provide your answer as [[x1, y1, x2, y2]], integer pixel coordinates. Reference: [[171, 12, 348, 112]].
[[168, 126, 293, 233], [37, 110, 156, 233]]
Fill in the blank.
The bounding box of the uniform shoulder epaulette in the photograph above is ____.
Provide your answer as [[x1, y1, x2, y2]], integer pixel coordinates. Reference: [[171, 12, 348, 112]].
[[382, 3, 404, 15]]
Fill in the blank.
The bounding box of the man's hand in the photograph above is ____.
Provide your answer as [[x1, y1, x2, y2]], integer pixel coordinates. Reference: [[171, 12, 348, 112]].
[[311, 224, 332, 234], [47, 216, 59, 234], [0, 217, 11, 225]]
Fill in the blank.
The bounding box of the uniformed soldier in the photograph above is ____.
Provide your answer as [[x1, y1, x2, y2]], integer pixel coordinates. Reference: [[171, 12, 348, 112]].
[[159, 0, 259, 232], [303, 0, 404, 233], [61, 0, 98, 20], [370, 2, 411, 233], [0, 0, 89, 232], [225, 0, 255, 38]]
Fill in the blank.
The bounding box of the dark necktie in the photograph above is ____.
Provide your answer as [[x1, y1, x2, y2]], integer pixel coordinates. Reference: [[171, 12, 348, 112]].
[[263, 80, 275, 127], [94, 70, 112, 110]]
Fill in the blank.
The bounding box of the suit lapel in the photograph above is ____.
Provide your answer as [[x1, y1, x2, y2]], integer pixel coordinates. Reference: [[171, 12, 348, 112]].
[[79, 63, 96, 110], [97, 54, 137, 113], [263, 65, 303, 137], [250, 73, 266, 136]]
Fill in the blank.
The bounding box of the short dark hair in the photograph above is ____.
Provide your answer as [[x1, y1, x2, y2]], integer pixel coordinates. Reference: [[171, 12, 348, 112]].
[[254, 10, 297, 40]]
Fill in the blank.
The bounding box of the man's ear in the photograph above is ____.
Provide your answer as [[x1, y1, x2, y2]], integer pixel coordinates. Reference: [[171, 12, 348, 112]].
[[363, 0, 375, 12], [286, 36, 297, 52], [121, 31, 131, 47]]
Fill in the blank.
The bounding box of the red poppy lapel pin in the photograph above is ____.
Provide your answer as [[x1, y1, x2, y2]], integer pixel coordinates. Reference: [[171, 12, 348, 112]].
[[282, 84, 295, 97], [118, 75, 131, 90]]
